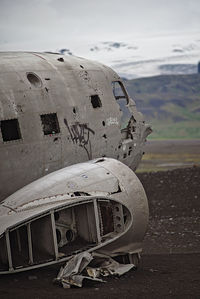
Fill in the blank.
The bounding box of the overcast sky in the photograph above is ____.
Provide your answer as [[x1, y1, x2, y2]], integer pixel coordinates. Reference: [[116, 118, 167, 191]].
[[0, 0, 200, 51]]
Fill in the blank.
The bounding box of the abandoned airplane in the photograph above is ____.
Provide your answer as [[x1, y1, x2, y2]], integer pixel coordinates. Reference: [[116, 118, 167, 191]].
[[0, 52, 151, 274]]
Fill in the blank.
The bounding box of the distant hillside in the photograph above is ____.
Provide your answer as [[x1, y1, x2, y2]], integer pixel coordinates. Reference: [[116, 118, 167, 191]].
[[125, 74, 200, 139]]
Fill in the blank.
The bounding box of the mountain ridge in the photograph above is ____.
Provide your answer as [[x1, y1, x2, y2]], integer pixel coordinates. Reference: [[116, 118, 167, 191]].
[[125, 74, 200, 139]]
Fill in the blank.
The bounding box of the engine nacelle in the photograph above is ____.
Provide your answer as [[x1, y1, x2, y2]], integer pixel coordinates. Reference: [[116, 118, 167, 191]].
[[0, 158, 148, 274]]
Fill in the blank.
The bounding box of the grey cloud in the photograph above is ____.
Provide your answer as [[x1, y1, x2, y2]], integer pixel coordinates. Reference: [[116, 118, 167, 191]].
[[0, 0, 200, 50]]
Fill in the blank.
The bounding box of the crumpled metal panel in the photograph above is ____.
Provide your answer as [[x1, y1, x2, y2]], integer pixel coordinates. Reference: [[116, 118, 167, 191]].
[[0, 158, 148, 274], [0, 162, 119, 213], [55, 251, 135, 288]]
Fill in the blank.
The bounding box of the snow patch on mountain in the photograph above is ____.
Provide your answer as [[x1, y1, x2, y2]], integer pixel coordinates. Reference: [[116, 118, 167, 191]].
[[58, 32, 200, 79]]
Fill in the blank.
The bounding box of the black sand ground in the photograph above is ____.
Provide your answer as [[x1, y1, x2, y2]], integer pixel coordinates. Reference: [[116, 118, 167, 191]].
[[0, 165, 199, 299]]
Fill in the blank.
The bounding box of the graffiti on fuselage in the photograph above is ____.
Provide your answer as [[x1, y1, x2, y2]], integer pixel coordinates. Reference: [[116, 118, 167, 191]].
[[64, 119, 95, 159]]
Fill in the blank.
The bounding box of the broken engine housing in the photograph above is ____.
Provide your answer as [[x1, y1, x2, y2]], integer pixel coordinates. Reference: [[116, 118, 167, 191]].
[[0, 158, 148, 274]]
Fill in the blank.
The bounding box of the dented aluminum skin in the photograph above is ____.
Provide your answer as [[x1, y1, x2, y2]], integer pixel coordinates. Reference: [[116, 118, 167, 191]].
[[0, 53, 151, 274], [0, 158, 148, 274], [0, 52, 151, 202]]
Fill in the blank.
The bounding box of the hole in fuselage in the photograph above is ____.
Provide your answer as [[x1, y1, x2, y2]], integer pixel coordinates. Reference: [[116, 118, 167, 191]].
[[0, 119, 22, 142], [91, 95, 102, 108], [57, 57, 64, 62], [40, 113, 60, 135], [128, 149, 132, 156]]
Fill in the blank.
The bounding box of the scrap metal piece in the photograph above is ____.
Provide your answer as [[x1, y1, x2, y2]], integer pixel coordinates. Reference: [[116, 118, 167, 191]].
[[55, 251, 135, 288], [86, 255, 135, 278], [55, 252, 104, 288]]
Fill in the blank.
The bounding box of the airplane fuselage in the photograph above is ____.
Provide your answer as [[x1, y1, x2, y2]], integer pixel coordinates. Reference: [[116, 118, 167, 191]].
[[0, 52, 151, 201]]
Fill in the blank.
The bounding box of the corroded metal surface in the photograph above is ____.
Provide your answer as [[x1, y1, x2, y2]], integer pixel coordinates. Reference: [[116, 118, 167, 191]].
[[0, 53, 150, 275], [0, 158, 148, 274], [0, 52, 151, 202]]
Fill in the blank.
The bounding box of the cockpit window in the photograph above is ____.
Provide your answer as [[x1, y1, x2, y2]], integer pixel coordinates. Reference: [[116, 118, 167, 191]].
[[40, 113, 60, 135], [112, 81, 132, 130], [112, 81, 129, 104], [0, 119, 22, 142]]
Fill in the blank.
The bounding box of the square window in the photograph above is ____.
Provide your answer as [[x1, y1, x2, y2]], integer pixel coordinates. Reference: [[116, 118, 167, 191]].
[[0, 119, 21, 141], [40, 113, 60, 135], [90, 95, 102, 108]]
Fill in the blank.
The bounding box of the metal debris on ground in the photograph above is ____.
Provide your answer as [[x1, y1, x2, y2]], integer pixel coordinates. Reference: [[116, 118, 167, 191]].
[[54, 252, 135, 288]]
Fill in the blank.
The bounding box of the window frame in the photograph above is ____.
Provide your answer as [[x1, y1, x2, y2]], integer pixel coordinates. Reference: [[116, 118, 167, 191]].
[[112, 81, 129, 104], [40, 113, 60, 136], [0, 118, 22, 142], [90, 94, 102, 109]]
